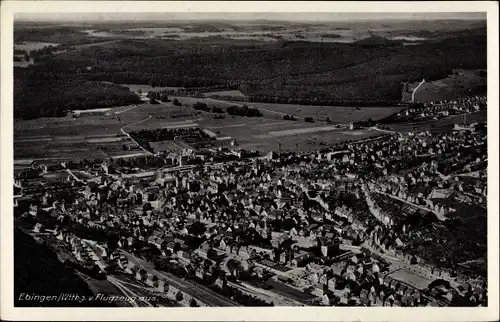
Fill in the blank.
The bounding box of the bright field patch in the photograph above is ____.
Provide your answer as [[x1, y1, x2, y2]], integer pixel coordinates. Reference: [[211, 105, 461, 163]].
[[239, 101, 407, 123], [256, 126, 339, 138], [172, 96, 406, 123], [87, 137, 124, 143], [203, 90, 246, 98]]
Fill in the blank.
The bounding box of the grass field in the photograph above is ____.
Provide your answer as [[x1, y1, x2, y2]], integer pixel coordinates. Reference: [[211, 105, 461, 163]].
[[14, 41, 59, 51], [15, 96, 482, 162], [13, 59, 35, 68], [172, 96, 407, 123], [14, 113, 139, 161], [230, 101, 407, 123], [41, 172, 70, 183], [412, 69, 486, 103], [13, 98, 425, 162], [203, 90, 246, 98]]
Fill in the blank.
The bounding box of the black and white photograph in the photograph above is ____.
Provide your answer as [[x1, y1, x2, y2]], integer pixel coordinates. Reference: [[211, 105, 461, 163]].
[[1, 1, 498, 321]]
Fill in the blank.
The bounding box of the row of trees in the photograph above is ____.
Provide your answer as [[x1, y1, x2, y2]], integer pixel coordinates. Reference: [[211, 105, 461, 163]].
[[28, 45, 63, 59], [226, 104, 262, 117], [282, 114, 297, 121], [146, 91, 169, 103], [192, 102, 224, 114], [190, 101, 262, 117]]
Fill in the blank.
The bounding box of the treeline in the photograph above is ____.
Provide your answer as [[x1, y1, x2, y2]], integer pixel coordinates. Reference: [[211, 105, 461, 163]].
[[282, 114, 297, 121], [146, 91, 169, 103], [226, 104, 262, 117], [192, 102, 224, 114], [190, 101, 262, 117], [14, 69, 141, 119], [27, 45, 75, 59]]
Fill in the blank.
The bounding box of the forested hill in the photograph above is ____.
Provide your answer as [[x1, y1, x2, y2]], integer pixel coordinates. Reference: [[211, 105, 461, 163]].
[[14, 69, 141, 119], [14, 27, 486, 119]]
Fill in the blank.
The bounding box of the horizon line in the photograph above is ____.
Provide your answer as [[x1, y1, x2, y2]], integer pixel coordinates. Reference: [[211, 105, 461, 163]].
[[14, 12, 486, 23]]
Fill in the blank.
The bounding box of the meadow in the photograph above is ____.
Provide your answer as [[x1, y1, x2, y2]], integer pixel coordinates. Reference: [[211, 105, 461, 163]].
[[14, 41, 59, 51], [14, 114, 138, 161], [412, 69, 487, 103], [170, 96, 407, 123], [14, 98, 389, 162]]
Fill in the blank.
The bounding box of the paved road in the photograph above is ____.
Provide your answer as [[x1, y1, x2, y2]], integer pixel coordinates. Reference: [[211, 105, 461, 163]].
[[118, 249, 238, 307], [66, 169, 84, 183], [115, 105, 140, 115], [411, 79, 427, 102]]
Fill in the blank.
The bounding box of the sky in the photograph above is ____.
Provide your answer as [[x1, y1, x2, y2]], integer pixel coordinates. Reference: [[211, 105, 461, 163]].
[[15, 12, 486, 22]]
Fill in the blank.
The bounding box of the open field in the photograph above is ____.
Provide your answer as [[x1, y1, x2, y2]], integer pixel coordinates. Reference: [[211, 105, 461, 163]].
[[14, 41, 59, 51], [14, 96, 483, 161], [14, 99, 387, 160], [41, 172, 70, 183], [203, 90, 246, 98], [412, 69, 486, 103], [243, 102, 408, 123], [13, 59, 35, 68], [14, 113, 141, 161], [171, 96, 407, 123]]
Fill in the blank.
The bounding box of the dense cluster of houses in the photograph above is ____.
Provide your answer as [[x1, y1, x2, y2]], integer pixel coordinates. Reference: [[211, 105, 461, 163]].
[[397, 95, 486, 121], [15, 96, 487, 307]]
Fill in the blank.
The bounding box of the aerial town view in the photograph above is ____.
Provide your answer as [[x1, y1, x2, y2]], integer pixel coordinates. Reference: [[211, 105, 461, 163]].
[[12, 11, 489, 308]]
